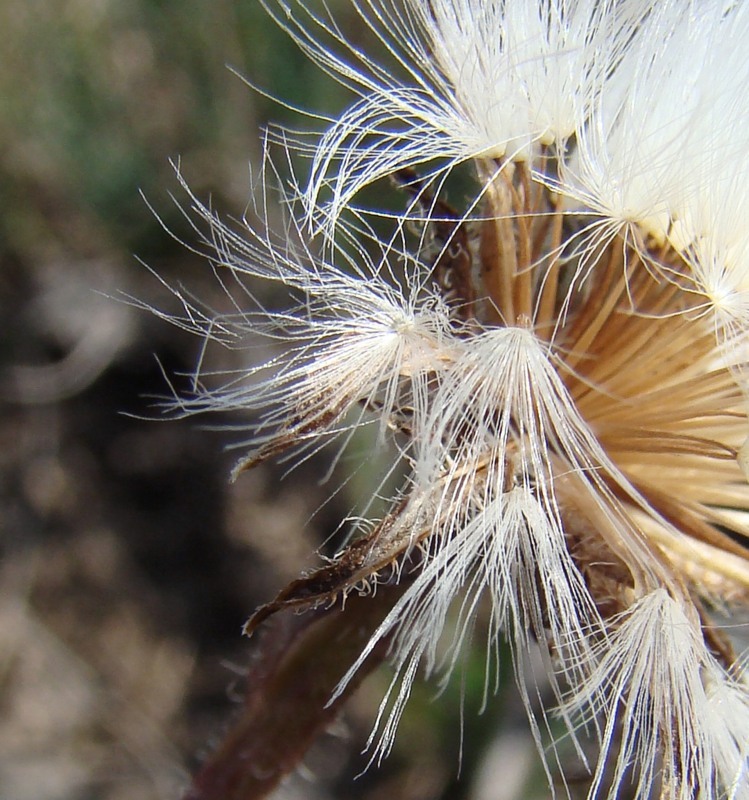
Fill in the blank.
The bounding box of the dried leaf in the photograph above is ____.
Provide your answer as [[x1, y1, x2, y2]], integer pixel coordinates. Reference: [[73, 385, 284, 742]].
[[244, 504, 423, 636]]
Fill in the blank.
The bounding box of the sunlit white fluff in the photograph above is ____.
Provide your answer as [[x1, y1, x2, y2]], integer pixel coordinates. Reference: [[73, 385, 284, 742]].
[[333, 485, 596, 770], [413, 328, 607, 677], [414, 326, 669, 584], [558, 1, 749, 319], [704, 666, 749, 800], [558, 2, 705, 240], [266, 0, 648, 230], [332, 327, 631, 767], [146, 169, 462, 471], [672, 167, 749, 387], [218, 289, 454, 474], [567, 589, 749, 800]]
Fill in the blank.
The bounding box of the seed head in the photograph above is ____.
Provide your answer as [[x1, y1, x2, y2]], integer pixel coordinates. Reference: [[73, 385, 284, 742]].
[[163, 2, 749, 797]]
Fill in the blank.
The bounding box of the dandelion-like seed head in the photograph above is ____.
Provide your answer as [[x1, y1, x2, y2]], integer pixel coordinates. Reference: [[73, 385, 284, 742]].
[[164, 1, 749, 798]]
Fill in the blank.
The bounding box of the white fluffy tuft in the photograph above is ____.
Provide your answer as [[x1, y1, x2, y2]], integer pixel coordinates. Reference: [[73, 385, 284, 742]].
[[568, 589, 749, 800], [269, 0, 649, 230]]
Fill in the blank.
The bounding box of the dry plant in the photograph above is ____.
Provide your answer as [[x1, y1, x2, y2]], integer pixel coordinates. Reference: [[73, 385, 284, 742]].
[[155, 2, 749, 798]]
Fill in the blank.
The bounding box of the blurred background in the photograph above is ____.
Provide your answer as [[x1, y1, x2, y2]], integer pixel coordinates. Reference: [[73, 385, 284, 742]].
[[0, 3, 550, 799]]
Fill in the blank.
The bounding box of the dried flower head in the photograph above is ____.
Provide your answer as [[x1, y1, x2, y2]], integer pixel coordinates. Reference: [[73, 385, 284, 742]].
[[164, 1, 749, 798]]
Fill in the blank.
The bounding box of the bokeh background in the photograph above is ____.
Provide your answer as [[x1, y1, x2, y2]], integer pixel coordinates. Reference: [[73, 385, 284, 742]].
[[0, 3, 550, 799]]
